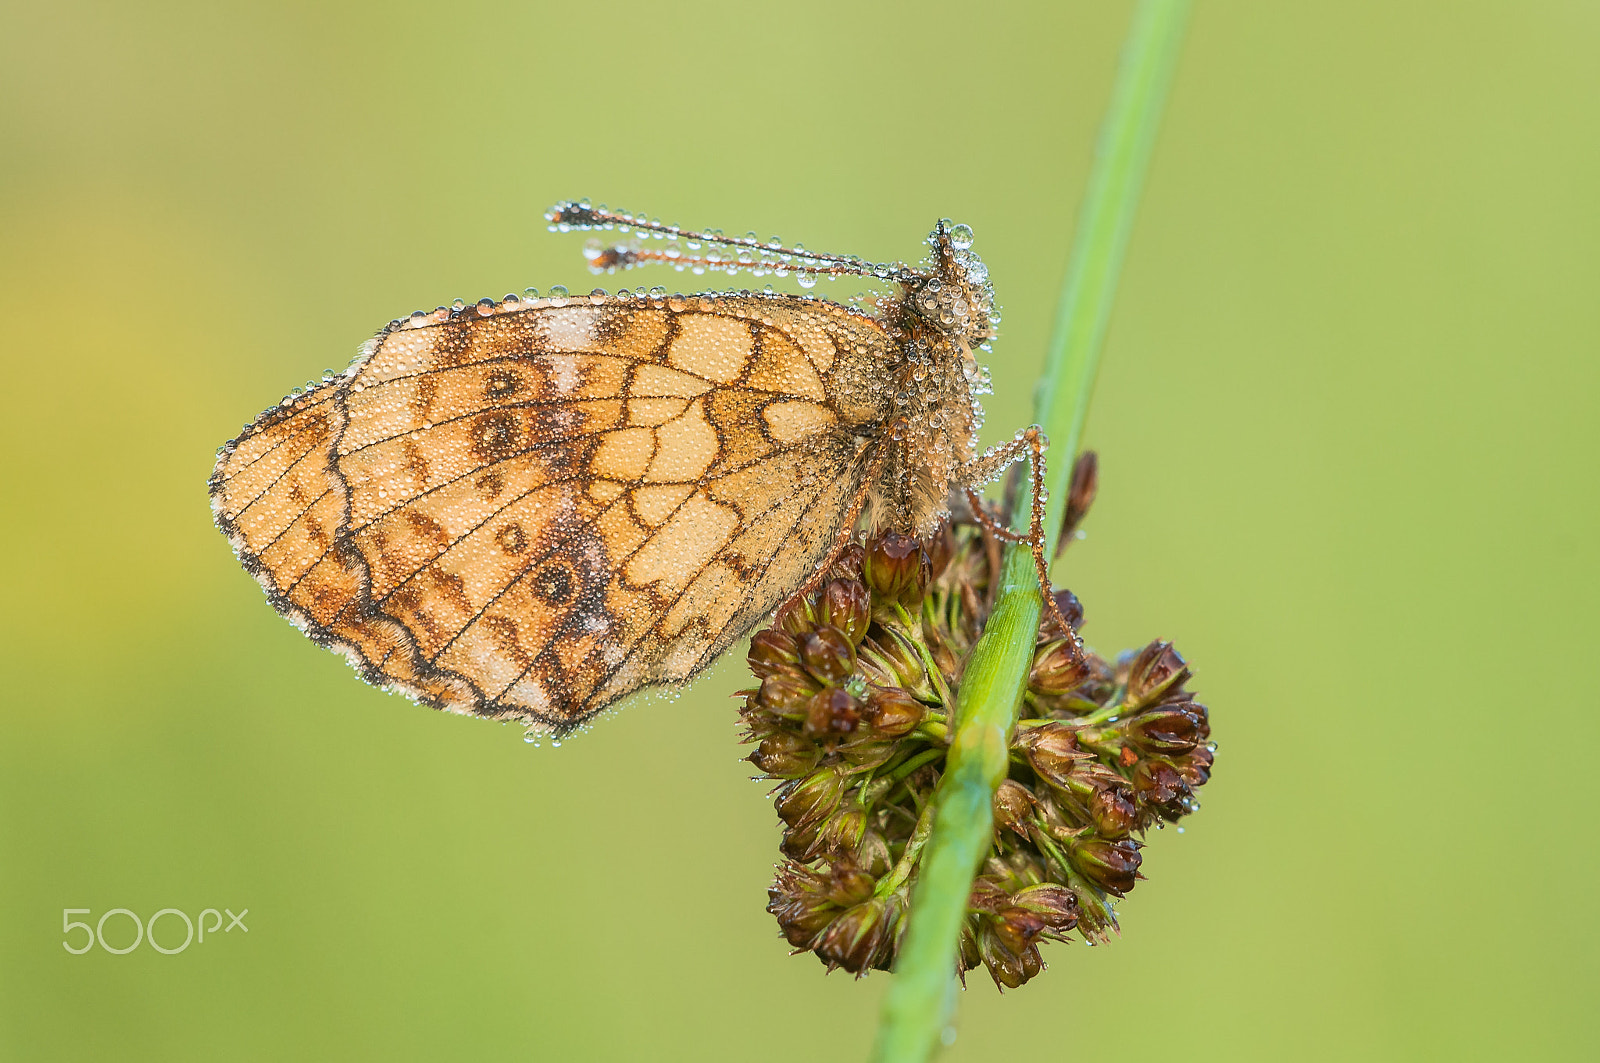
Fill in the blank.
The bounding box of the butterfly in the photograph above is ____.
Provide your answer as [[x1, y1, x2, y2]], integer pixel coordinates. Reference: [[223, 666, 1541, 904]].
[[210, 201, 1066, 737]]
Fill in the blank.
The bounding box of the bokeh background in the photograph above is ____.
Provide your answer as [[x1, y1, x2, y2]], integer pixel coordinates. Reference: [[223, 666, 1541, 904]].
[[3, 1, 1597, 1059]]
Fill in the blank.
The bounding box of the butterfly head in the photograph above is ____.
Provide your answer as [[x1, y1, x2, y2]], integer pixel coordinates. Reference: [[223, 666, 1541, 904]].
[[911, 220, 998, 357]]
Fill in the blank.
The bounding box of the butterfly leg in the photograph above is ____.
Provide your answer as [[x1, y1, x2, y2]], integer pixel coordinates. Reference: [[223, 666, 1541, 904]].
[[958, 429, 1082, 651]]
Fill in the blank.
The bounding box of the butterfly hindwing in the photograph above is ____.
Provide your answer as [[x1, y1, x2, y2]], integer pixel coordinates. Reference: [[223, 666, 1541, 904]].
[[212, 294, 897, 733]]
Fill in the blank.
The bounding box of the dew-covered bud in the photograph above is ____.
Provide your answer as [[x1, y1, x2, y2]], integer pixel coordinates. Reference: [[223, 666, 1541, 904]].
[[804, 686, 861, 737], [814, 893, 904, 974], [865, 687, 924, 738], [864, 532, 932, 606], [992, 779, 1038, 837], [1126, 640, 1190, 707], [801, 625, 857, 686], [1030, 638, 1089, 695], [1020, 723, 1090, 791], [747, 629, 802, 679], [758, 671, 820, 718], [1127, 704, 1204, 754], [1087, 786, 1139, 839], [1069, 836, 1143, 896], [1133, 757, 1195, 822], [749, 731, 821, 778], [822, 580, 872, 644], [1179, 741, 1214, 788]]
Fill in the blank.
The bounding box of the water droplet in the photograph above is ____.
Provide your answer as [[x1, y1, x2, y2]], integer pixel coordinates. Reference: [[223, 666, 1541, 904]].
[[797, 273, 817, 288], [949, 223, 975, 249], [548, 284, 569, 298]]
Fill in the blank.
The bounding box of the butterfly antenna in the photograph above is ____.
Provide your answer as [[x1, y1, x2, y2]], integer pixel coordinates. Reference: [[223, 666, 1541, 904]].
[[546, 200, 913, 283]]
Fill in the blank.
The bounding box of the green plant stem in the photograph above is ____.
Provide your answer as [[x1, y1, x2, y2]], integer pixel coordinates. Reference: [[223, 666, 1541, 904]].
[[868, 3, 1190, 1061]]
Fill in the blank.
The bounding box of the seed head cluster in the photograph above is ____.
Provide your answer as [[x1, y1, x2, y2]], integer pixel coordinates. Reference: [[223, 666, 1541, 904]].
[[741, 454, 1215, 988]]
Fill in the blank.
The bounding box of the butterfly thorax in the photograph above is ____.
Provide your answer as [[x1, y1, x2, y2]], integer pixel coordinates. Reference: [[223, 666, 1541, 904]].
[[860, 222, 998, 538]]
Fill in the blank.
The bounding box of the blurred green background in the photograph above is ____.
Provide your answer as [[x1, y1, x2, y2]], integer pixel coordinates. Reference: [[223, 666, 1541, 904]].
[[3, 1, 1597, 1059]]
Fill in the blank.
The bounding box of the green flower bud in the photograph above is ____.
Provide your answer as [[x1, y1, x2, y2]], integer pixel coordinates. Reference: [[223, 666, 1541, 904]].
[[856, 628, 933, 700]]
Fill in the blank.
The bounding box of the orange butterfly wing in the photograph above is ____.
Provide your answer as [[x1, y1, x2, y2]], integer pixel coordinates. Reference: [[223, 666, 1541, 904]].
[[211, 293, 897, 734]]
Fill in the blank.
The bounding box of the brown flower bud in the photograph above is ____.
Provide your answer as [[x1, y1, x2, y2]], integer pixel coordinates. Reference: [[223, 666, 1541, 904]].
[[1047, 588, 1084, 635], [767, 864, 837, 949], [1126, 640, 1190, 707], [1069, 836, 1143, 896], [1132, 756, 1190, 809], [992, 779, 1038, 837], [1009, 883, 1079, 934], [820, 806, 869, 855], [1030, 638, 1089, 695], [1020, 723, 1090, 791], [749, 731, 821, 778], [747, 629, 802, 678], [804, 686, 861, 737], [814, 893, 904, 974], [822, 860, 877, 908], [776, 592, 824, 638], [801, 625, 857, 686], [1087, 786, 1139, 839], [1055, 449, 1098, 554], [863, 532, 932, 606], [1179, 742, 1215, 787], [828, 541, 865, 582], [975, 924, 1043, 989], [860, 687, 921, 738], [821, 579, 872, 644], [774, 767, 847, 830], [758, 671, 820, 717], [1127, 704, 1203, 754]]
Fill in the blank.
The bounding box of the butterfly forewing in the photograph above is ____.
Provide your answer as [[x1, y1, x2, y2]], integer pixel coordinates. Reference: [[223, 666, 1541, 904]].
[[211, 293, 897, 733]]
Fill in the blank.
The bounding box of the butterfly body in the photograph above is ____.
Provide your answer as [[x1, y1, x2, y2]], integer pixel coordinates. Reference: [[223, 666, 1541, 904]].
[[211, 208, 1023, 736]]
